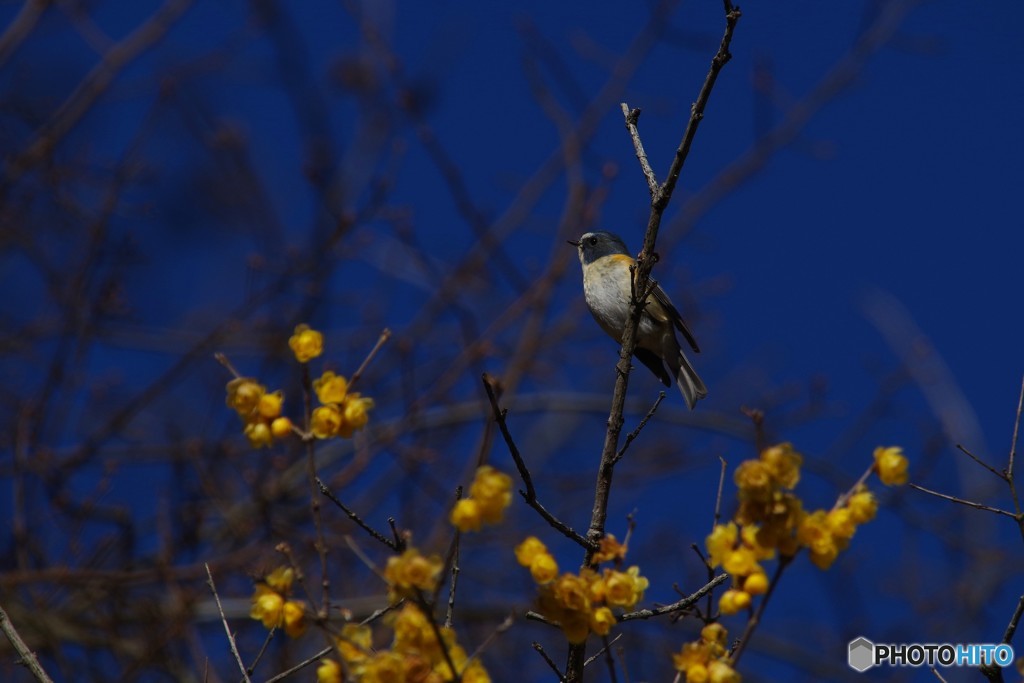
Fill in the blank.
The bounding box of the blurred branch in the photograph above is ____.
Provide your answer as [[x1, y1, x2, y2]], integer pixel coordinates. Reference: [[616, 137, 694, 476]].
[[0, 0, 49, 68]]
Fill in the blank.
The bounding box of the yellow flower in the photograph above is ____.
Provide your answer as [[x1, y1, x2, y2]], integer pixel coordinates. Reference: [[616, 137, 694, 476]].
[[760, 442, 802, 489], [288, 323, 323, 363], [311, 404, 342, 439], [360, 651, 406, 683], [450, 498, 483, 532], [384, 548, 444, 598], [529, 553, 559, 584], [718, 589, 751, 615], [257, 391, 283, 419], [742, 571, 769, 596], [740, 525, 775, 560], [673, 642, 708, 673], [687, 664, 710, 683], [250, 585, 284, 629], [341, 394, 374, 433], [707, 660, 741, 683], [271, 416, 294, 438], [590, 606, 616, 636], [560, 611, 591, 644], [826, 507, 857, 541], [797, 510, 839, 569], [701, 622, 728, 647], [283, 599, 306, 638], [734, 460, 773, 501], [514, 536, 548, 567], [593, 534, 628, 564], [226, 378, 265, 417], [469, 465, 513, 524], [551, 573, 592, 613], [313, 371, 348, 404], [244, 421, 273, 448], [264, 566, 295, 593], [722, 546, 761, 577], [461, 661, 491, 683], [706, 522, 738, 568], [848, 488, 878, 523], [317, 659, 342, 683], [392, 603, 436, 655], [602, 566, 648, 609], [338, 623, 372, 665], [874, 446, 909, 486]]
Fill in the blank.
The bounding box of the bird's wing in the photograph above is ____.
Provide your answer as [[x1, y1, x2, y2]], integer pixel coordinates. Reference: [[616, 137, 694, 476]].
[[649, 283, 701, 353]]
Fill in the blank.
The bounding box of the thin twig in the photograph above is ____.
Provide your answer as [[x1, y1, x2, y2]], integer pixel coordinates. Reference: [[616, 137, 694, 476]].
[[262, 646, 334, 683], [245, 629, 276, 680], [204, 564, 253, 683], [931, 668, 949, 683], [908, 484, 1020, 519], [956, 444, 1006, 481], [730, 557, 789, 664], [388, 517, 407, 552], [0, 602, 55, 683], [301, 363, 330, 618], [359, 599, 404, 626], [620, 105, 659, 197], [612, 391, 666, 465], [466, 613, 516, 664], [1001, 594, 1024, 644], [443, 489, 463, 627], [619, 573, 728, 621], [712, 456, 728, 530], [587, 634, 622, 681], [533, 642, 566, 682], [346, 328, 392, 393], [482, 375, 595, 550], [318, 477, 399, 550], [214, 352, 243, 379]]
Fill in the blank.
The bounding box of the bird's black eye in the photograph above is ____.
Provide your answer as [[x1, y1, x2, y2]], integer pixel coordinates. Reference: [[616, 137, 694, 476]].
[[588, 236, 598, 246]]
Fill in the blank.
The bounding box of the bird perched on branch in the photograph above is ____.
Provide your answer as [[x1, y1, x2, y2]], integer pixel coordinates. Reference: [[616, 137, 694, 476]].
[[569, 231, 707, 409]]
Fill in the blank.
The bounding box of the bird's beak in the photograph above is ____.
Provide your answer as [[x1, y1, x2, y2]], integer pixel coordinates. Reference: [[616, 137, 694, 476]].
[[567, 239, 580, 247]]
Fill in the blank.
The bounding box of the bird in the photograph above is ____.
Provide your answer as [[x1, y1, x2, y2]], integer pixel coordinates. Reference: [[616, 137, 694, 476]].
[[569, 230, 707, 409]]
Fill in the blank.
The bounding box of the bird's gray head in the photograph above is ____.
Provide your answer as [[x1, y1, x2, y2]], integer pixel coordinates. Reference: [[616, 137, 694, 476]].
[[568, 231, 631, 265]]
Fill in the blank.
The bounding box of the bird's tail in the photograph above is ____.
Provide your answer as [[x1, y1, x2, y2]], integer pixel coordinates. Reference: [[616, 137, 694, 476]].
[[668, 347, 707, 410]]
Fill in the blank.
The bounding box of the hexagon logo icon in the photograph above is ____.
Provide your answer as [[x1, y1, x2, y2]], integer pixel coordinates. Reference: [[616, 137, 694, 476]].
[[848, 636, 875, 672]]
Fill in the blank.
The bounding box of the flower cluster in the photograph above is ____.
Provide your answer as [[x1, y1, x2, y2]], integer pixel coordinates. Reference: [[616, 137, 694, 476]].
[[449, 466, 513, 532], [708, 443, 907, 616], [383, 547, 444, 601], [515, 535, 648, 643], [317, 605, 491, 683], [249, 566, 306, 638], [226, 377, 292, 448], [672, 623, 741, 683], [310, 370, 375, 439]]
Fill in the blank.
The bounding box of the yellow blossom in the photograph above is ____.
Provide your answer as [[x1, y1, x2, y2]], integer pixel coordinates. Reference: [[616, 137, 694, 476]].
[[338, 623, 372, 665], [734, 460, 773, 501], [740, 525, 775, 561], [244, 421, 273, 448], [826, 507, 857, 541], [461, 661, 491, 683], [551, 573, 592, 613], [743, 571, 769, 596], [514, 536, 548, 567], [602, 566, 648, 609], [593, 534, 628, 564], [283, 599, 306, 638], [264, 566, 295, 593], [760, 442, 802, 489], [450, 498, 483, 532], [311, 404, 342, 438], [257, 390, 283, 419], [288, 323, 323, 363], [722, 546, 761, 577], [708, 660, 741, 683], [384, 548, 443, 597], [529, 553, 559, 584], [250, 585, 284, 629], [271, 416, 293, 438], [687, 664, 710, 683], [874, 446, 909, 486], [226, 378, 265, 417], [701, 622, 728, 647], [392, 603, 436, 655], [848, 488, 878, 523], [590, 606, 616, 636], [706, 522, 738, 568], [313, 371, 348, 404], [797, 510, 839, 569], [317, 659, 342, 683], [340, 394, 374, 437], [360, 651, 406, 683], [673, 642, 708, 673], [718, 589, 751, 615], [469, 465, 513, 524]]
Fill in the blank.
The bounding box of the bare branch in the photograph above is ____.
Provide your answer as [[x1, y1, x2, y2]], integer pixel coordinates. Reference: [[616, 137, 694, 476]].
[[204, 564, 252, 683]]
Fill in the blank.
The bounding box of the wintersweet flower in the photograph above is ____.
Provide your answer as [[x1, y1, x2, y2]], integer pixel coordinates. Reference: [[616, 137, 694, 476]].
[[257, 391, 283, 419], [874, 446, 909, 486], [244, 422, 273, 448], [590, 606, 616, 636], [270, 416, 293, 438], [759, 442, 803, 489], [288, 323, 323, 363], [742, 571, 769, 596], [311, 404, 342, 439], [316, 659, 341, 683], [593, 534, 628, 564], [340, 394, 374, 433], [450, 498, 483, 532], [384, 548, 444, 598], [515, 536, 549, 567], [529, 552, 559, 584], [601, 566, 648, 609], [848, 487, 878, 523], [718, 589, 751, 615], [337, 623, 372, 666], [313, 371, 348, 404], [226, 378, 265, 418]]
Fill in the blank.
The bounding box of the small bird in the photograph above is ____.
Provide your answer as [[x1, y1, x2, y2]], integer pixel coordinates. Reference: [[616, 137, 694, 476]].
[[569, 231, 707, 409]]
